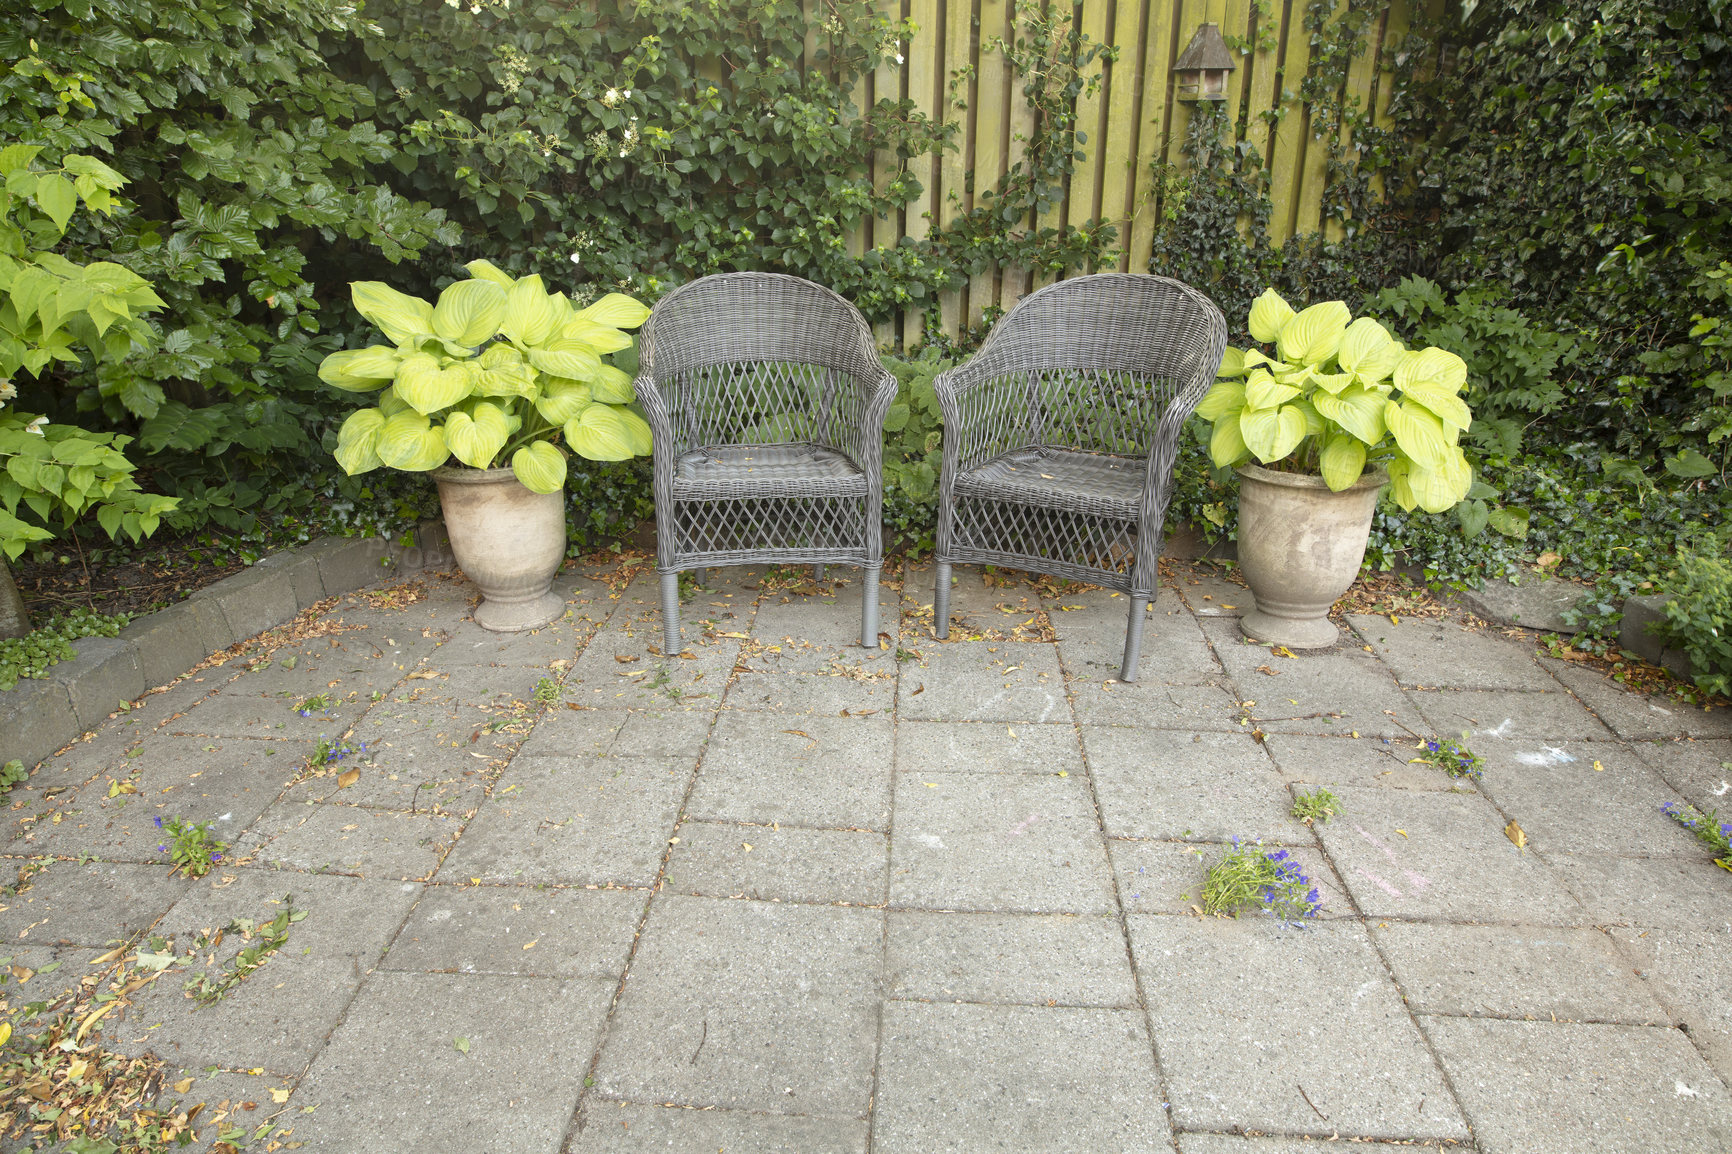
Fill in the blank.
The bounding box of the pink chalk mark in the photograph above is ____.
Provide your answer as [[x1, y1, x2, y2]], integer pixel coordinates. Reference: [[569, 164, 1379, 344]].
[[1356, 867, 1404, 898], [1354, 823, 1406, 867], [1403, 870, 1431, 890], [1008, 813, 1043, 837]]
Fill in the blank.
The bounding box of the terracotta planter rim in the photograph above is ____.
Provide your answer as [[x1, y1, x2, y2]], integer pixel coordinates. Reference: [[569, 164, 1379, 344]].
[[1235, 463, 1388, 493], [432, 464, 520, 485]]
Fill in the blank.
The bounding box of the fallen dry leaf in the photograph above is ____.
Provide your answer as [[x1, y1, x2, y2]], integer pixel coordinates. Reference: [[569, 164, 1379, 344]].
[[1505, 819, 1527, 851], [614, 654, 640, 663], [270, 1088, 291, 1104], [336, 769, 360, 789], [174, 1077, 196, 1094]]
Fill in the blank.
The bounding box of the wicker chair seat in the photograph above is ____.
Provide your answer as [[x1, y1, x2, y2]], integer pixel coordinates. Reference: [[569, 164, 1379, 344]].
[[672, 444, 866, 500], [955, 448, 1144, 518]]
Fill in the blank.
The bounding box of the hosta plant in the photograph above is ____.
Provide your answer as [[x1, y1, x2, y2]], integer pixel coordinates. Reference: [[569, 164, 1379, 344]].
[[318, 261, 653, 494], [1195, 289, 1475, 513]]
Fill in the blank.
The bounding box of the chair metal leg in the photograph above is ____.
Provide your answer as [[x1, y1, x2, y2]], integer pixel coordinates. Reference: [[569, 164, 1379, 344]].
[[659, 571, 681, 655], [934, 561, 952, 639], [814, 563, 825, 585], [861, 565, 881, 648], [1119, 595, 1149, 682]]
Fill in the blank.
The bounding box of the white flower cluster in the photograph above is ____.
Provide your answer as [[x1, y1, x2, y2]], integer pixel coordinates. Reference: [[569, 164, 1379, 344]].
[[601, 87, 631, 108], [445, 0, 510, 12]]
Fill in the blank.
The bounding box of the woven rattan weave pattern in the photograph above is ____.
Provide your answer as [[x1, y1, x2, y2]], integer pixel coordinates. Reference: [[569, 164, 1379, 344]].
[[933, 274, 1227, 682], [635, 272, 899, 655]]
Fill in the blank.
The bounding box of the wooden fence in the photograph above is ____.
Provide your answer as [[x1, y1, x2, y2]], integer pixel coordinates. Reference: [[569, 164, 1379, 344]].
[[831, 0, 1415, 343]]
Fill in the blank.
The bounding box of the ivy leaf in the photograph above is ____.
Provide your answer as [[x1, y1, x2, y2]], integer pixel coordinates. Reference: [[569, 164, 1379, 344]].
[[1664, 449, 1716, 478]]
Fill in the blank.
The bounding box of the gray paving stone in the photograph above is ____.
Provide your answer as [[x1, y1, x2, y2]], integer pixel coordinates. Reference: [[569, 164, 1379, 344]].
[[1261, 732, 1469, 791], [873, 1002, 1170, 1153], [1176, 1138, 1434, 1154], [889, 773, 1116, 914], [898, 641, 1066, 723], [886, 911, 1137, 1006], [724, 669, 898, 716], [1543, 660, 1732, 740], [390, 660, 550, 710], [438, 756, 687, 886], [688, 713, 892, 829], [1609, 925, 1732, 1084], [150, 1067, 299, 1154], [0, 860, 187, 947], [1109, 839, 1349, 918], [290, 971, 612, 1152], [1068, 679, 1243, 730], [1454, 574, 1588, 631], [1374, 922, 1666, 1023], [218, 630, 416, 700], [894, 720, 1083, 775], [114, 871, 420, 1071], [605, 708, 714, 759], [310, 702, 510, 815], [1312, 787, 1583, 923], [1347, 613, 1554, 689], [1414, 687, 1615, 742], [1548, 853, 1732, 930], [513, 704, 628, 758], [305, 535, 400, 596], [926, 568, 1048, 637], [238, 802, 459, 880], [592, 896, 881, 1114], [666, 821, 888, 905], [1475, 740, 1694, 857], [1205, 621, 1428, 736], [1051, 589, 1222, 684], [23, 734, 306, 861], [168, 688, 358, 740], [1083, 728, 1295, 843], [1425, 1017, 1732, 1154], [749, 584, 901, 657], [566, 639, 736, 711], [1129, 916, 1467, 1139], [383, 884, 646, 978], [571, 1105, 867, 1153], [438, 613, 596, 668], [1635, 738, 1732, 812]]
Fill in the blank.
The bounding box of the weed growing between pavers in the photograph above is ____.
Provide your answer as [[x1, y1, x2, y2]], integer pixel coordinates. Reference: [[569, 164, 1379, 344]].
[[1661, 802, 1732, 871], [1409, 733, 1485, 781], [1291, 788, 1342, 825], [155, 815, 226, 879], [294, 692, 334, 716], [175, 900, 305, 1008], [532, 676, 561, 708], [1202, 840, 1322, 923]]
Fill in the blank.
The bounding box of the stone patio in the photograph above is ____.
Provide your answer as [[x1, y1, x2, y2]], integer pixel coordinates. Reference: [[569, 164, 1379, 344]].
[[4, 557, 1732, 1153]]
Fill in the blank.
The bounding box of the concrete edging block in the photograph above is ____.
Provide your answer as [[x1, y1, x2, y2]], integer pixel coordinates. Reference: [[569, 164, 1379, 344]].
[[121, 603, 213, 690], [1619, 593, 1694, 681], [189, 565, 299, 641], [0, 676, 78, 771], [51, 636, 147, 732]]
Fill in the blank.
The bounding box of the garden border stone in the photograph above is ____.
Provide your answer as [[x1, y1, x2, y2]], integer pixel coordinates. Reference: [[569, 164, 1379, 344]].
[[1619, 593, 1693, 681], [3, 518, 452, 772]]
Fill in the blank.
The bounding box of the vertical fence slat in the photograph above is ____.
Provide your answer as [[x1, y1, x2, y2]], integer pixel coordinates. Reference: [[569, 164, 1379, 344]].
[[1099, 0, 1146, 272], [904, 0, 943, 341], [1002, 1, 1037, 310], [1066, 0, 1111, 247], [1126, 0, 1181, 274], [939, 0, 974, 335], [1265, 0, 1311, 242], [970, 0, 1012, 326]]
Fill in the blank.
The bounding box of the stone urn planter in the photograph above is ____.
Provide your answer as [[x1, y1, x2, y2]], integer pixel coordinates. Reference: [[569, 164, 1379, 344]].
[[1235, 464, 1387, 649], [433, 465, 566, 632]]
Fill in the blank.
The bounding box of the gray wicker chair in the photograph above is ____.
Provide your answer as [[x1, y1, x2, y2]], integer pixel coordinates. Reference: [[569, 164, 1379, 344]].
[[635, 272, 899, 655], [933, 274, 1227, 682]]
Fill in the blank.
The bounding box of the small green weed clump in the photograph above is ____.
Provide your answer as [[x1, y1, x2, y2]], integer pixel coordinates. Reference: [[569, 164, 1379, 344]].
[[533, 676, 561, 707], [1410, 734, 1483, 780], [1661, 802, 1732, 872], [1203, 840, 1321, 923], [0, 609, 130, 690], [1, 759, 26, 793], [154, 815, 226, 879], [1291, 788, 1341, 824]]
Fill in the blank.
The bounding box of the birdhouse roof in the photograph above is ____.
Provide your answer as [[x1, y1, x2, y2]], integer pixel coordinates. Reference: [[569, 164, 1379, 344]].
[[1174, 23, 1236, 72]]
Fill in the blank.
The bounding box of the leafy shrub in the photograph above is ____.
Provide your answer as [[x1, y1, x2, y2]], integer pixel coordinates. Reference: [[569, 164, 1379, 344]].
[[880, 351, 949, 552], [1656, 547, 1732, 697], [0, 608, 129, 690]]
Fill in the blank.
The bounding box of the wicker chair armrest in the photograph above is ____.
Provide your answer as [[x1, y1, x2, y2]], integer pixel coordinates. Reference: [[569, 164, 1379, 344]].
[[1137, 349, 1223, 519], [634, 371, 686, 470], [933, 363, 1029, 474]]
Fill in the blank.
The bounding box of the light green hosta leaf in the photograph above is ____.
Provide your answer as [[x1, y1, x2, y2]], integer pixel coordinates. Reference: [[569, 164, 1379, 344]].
[[1277, 301, 1351, 366], [1290, 398, 1325, 437], [1195, 380, 1247, 423], [376, 410, 449, 472], [535, 378, 592, 424], [376, 386, 410, 417], [1244, 369, 1300, 411], [334, 408, 386, 475], [1241, 348, 1278, 372], [502, 275, 565, 347], [561, 318, 634, 355], [443, 401, 511, 468], [565, 403, 637, 461], [1318, 433, 1367, 492], [1272, 363, 1312, 385], [1240, 404, 1308, 464], [1208, 409, 1250, 467], [1248, 289, 1295, 344], [1393, 449, 1473, 513], [431, 280, 508, 347], [351, 282, 434, 346], [318, 346, 400, 392], [1309, 371, 1355, 396], [530, 340, 603, 382], [1398, 381, 1473, 433], [511, 440, 567, 493], [589, 364, 636, 404], [574, 292, 650, 331], [1337, 317, 1401, 382], [1216, 347, 1248, 378], [476, 362, 539, 399], [463, 259, 515, 288], [480, 343, 526, 371], [1393, 346, 1468, 395], [396, 354, 476, 415], [1383, 398, 1450, 470], [612, 405, 653, 454], [1313, 385, 1387, 445]]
